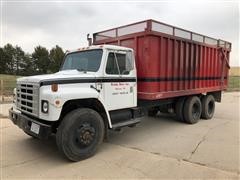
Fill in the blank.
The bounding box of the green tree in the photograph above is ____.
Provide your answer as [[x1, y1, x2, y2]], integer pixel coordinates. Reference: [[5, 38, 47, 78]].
[[0, 44, 27, 75], [0, 44, 29, 75], [1, 44, 66, 75], [3, 44, 15, 74], [32, 46, 50, 74], [21, 53, 35, 76], [14, 46, 26, 75], [49, 45, 65, 73], [0, 47, 8, 74]]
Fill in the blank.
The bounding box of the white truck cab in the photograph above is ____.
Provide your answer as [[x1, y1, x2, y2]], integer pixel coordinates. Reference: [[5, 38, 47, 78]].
[[9, 45, 140, 161]]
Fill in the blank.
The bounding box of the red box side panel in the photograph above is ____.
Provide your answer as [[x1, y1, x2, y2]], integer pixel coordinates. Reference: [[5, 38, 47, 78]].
[[96, 33, 230, 100]]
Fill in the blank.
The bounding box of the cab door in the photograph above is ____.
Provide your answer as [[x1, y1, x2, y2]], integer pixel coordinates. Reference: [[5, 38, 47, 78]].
[[102, 50, 137, 111]]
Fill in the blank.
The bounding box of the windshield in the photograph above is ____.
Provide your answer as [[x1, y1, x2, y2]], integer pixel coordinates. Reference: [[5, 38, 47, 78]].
[[61, 49, 103, 72]]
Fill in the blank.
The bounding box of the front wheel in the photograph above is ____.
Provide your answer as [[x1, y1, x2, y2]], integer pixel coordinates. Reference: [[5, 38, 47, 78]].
[[56, 108, 105, 161]]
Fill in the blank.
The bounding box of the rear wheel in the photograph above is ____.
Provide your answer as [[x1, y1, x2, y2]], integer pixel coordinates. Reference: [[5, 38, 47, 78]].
[[201, 95, 215, 119], [183, 96, 202, 124], [175, 97, 186, 122], [56, 108, 105, 161]]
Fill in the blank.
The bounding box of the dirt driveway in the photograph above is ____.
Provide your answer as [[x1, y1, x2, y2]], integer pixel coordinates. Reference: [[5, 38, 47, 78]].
[[1, 92, 239, 179]]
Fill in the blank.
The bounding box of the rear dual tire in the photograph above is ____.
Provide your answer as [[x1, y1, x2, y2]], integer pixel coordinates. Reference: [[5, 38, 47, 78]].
[[201, 95, 215, 119], [175, 97, 186, 122], [175, 95, 215, 124], [183, 96, 202, 124]]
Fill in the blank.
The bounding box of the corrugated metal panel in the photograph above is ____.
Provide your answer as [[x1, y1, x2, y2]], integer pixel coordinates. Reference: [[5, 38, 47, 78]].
[[93, 20, 231, 100]]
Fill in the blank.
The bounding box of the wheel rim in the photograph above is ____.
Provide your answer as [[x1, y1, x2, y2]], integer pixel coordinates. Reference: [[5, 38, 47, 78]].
[[192, 103, 200, 120], [73, 122, 96, 148], [208, 100, 214, 115]]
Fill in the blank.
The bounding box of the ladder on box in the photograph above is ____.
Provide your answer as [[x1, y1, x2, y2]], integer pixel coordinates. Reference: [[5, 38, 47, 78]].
[[218, 47, 230, 88]]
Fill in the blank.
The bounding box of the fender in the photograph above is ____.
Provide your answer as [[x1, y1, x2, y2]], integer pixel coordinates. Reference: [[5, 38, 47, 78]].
[[39, 84, 112, 128]]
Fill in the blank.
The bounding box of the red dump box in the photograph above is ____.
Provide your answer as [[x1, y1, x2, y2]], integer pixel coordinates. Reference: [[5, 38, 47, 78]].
[[93, 19, 231, 100]]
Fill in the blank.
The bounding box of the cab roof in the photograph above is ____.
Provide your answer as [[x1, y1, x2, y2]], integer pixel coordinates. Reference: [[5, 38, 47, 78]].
[[67, 44, 133, 54]]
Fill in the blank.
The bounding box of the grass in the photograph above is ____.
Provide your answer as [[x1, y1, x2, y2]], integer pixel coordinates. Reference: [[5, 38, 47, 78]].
[[228, 76, 240, 91]]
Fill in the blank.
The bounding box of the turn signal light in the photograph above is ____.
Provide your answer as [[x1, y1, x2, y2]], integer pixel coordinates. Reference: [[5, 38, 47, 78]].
[[51, 84, 58, 92]]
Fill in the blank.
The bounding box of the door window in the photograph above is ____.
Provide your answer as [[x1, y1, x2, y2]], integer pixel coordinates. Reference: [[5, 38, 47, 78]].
[[106, 52, 133, 75]]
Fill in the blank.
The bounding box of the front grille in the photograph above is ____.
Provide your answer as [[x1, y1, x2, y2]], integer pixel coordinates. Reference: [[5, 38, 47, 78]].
[[16, 83, 39, 117]]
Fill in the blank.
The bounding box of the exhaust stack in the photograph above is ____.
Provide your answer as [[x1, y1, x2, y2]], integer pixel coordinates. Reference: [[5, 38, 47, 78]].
[[87, 34, 92, 46]]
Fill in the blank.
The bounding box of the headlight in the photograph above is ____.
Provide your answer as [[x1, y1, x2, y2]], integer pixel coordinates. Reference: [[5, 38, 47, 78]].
[[41, 100, 49, 113]]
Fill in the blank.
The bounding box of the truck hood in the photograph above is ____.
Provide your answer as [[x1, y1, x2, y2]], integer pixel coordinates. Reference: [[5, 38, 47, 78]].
[[17, 70, 98, 84]]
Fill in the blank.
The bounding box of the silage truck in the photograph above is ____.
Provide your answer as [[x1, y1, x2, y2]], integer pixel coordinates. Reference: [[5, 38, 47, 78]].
[[9, 20, 231, 161]]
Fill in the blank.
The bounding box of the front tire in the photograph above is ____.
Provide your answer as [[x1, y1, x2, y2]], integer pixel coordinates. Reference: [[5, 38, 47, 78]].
[[56, 108, 105, 161], [183, 96, 202, 124]]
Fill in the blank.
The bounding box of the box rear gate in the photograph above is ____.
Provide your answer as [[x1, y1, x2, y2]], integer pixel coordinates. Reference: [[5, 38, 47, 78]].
[[93, 20, 231, 100]]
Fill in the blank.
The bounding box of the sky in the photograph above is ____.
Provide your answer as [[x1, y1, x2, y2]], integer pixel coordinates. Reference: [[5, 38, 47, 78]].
[[1, 0, 239, 66]]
